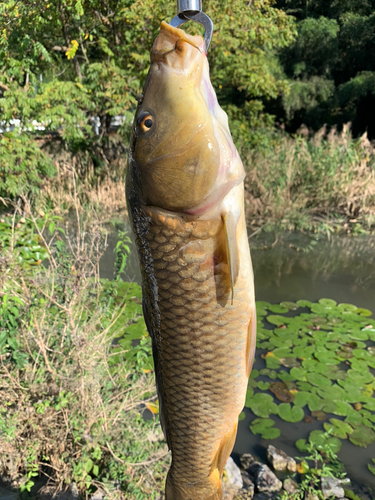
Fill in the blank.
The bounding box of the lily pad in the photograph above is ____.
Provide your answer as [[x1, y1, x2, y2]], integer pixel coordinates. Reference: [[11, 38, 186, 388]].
[[356, 308, 372, 317], [259, 368, 278, 379], [267, 315, 291, 326], [332, 400, 352, 417], [338, 303, 358, 312], [250, 418, 281, 439], [319, 298, 337, 307], [256, 301, 271, 309], [306, 373, 332, 388], [293, 391, 310, 408], [280, 357, 301, 368], [265, 356, 281, 369], [307, 394, 324, 412], [323, 418, 353, 439], [245, 389, 254, 407], [257, 381, 270, 391], [269, 382, 295, 403], [308, 430, 342, 453], [246, 393, 278, 418], [349, 425, 375, 447], [290, 367, 307, 381], [278, 403, 305, 423], [269, 304, 289, 314], [368, 462, 375, 476], [296, 300, 313, 308], [311, 410, 327, 421], [272, 347, 293, 358], [280, 301, 298, 310]]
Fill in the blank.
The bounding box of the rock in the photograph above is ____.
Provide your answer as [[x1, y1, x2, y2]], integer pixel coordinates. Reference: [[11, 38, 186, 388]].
[[223, 457, 244, 500], [56, 483, 79, 500], [250, 464, 282, 492], [240, 471, 255, 499], [266, 445, 297, 473], [90, 492, 104, 500], [283, 477, 299, 494], [321, 477, 345, 499], [240, 454, 257, 471], [252, 493, 278, 500], [305, 493, 319, 500], [225, 457, 244, 490]]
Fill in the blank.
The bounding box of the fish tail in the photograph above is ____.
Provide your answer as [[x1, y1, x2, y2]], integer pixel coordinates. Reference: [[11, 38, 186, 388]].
[[165, 468, 222, 500]]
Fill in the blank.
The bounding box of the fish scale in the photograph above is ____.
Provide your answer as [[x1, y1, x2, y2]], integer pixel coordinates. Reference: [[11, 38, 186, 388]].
[[127, 21, 256, 500], [130, 204, 253, 498]]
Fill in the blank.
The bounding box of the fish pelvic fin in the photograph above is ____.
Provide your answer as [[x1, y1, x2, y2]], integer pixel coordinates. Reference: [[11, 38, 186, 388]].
[[222, 211, 240, 305], [246, 308, 257, 378], [165, 469, 222, 500]]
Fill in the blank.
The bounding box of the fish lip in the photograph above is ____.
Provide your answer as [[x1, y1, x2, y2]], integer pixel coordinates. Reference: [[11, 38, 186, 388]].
[[151, 21, 205, 61]]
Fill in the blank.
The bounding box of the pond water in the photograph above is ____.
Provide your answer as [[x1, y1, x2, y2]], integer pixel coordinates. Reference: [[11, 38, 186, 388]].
[[100, 229, 375, 495]]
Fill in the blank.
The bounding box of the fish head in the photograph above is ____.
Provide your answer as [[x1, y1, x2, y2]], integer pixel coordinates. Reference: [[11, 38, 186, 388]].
[[130, 21, 244, 214]]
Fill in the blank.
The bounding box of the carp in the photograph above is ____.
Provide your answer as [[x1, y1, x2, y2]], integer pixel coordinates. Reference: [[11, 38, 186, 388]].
[[126, 21, 256, 500]]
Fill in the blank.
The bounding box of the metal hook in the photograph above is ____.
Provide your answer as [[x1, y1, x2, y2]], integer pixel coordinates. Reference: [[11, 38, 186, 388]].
[[169, 0, 214, 52]]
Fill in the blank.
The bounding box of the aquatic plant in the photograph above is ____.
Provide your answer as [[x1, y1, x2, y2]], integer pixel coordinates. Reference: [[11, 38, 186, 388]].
[[244, 298, 375, 475]]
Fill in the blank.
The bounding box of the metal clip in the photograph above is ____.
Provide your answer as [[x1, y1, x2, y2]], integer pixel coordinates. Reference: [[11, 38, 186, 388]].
[[169, 0, 214, 52]]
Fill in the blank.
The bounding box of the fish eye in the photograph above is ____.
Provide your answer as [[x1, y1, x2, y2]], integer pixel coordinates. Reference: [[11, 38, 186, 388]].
[[138, 113, 154, 133]]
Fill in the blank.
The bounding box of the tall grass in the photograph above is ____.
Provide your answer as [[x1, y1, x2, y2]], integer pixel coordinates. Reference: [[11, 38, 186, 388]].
[[244, 124, 375, 232], [0, 198, 168, 499]]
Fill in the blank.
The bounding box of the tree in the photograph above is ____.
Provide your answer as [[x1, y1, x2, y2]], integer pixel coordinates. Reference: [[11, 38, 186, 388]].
[[0, 0, 296, 198], [272, 0, 375, 136]]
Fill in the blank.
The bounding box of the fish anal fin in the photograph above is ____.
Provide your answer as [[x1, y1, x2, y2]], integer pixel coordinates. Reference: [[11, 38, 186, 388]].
[[222, 211, 240, 305], [212, 423, 238, 477]]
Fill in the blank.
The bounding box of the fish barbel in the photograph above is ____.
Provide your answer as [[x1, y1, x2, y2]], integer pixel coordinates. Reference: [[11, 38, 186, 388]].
[[126, 21, 256, 500]]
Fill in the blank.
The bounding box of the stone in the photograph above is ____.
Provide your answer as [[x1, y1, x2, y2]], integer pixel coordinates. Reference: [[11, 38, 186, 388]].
[[225, 457, 244, 490], [253, 493, 278, 500], [321, 477, 345, 499], [305, 493, 319, 500], [223, 457, 244, 500], [240, 454, 257, 471], [266, 445, 297, 473], [251, 464, 282, 492], [241, 471, 255, 499], [90, 492, 104, 500], [55, 483, 79, 500], [283, 477, 299, 494]]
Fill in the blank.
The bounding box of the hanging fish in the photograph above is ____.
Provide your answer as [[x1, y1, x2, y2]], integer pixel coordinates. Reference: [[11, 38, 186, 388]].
[[126, 15, 256, 500]]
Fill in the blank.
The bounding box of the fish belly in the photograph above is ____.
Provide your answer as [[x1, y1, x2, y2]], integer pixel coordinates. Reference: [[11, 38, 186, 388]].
[[131, 203, 255, 500]]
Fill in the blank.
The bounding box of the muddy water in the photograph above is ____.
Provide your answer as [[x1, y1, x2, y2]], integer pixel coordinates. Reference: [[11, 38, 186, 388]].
[[100, 229, 375, 494]]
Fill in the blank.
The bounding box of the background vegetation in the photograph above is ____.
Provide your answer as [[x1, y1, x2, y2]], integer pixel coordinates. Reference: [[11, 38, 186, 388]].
[[1, 2, 375, 498]]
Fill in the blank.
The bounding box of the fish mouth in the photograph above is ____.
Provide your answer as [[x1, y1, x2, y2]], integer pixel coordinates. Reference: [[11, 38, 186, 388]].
[[151, 21, 205, 66]]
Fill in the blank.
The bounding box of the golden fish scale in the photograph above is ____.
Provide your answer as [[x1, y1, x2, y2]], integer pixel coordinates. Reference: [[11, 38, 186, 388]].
[[141, 206, 252, 487]]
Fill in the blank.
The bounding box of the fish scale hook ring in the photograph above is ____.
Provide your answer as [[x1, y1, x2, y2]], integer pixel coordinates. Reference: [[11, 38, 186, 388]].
[[169, 0, 214, 52]]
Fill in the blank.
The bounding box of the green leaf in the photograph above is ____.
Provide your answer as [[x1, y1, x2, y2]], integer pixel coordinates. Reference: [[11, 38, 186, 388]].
[[323, 418, 353, 439], [349, 426, 375, 447], [247, 393, 279, 418], [278, 403, 304, 423]]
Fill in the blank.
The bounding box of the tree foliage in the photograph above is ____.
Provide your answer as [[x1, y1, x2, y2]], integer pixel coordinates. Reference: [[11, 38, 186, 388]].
[[0, 0, 296, 197], [273, 0, 375, 136]]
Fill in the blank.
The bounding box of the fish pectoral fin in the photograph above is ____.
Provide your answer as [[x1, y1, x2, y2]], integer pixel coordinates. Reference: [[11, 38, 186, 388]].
[[222, 211, 240, 305]]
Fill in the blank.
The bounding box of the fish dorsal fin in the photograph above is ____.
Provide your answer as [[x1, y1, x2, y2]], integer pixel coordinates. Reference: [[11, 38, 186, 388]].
[[222, 210, 240, 305]]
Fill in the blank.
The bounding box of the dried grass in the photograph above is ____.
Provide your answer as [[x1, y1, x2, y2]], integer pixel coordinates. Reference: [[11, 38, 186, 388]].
[[244, 124, 375, 230]]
